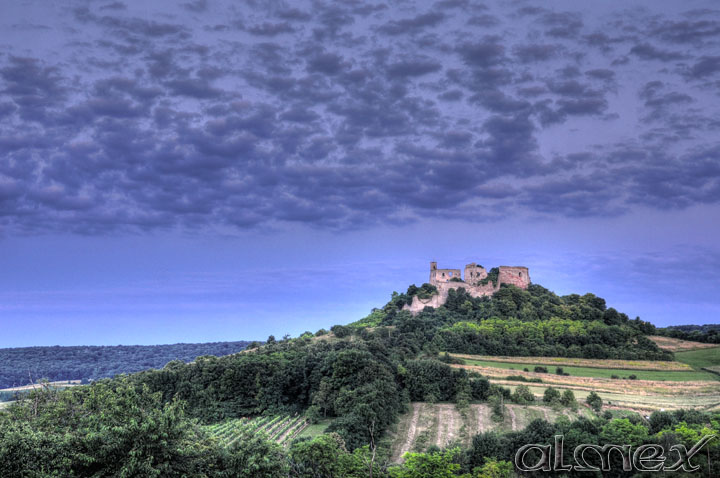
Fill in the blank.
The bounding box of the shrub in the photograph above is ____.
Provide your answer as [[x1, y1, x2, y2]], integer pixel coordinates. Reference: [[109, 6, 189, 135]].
[[560, 389, 576, 407], [506, 375, 542, 383], [489, 394, 505, 422], [330, 325, 352, 338], [628, 374, 637, 380], [543, 387, 561, 404], [534, 366, 548, 374], [511, 385, 535, 404], [586, 391, 603, 412]]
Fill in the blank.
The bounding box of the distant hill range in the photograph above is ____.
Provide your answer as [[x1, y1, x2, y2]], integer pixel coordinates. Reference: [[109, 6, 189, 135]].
[[0, 341, 253, 390]]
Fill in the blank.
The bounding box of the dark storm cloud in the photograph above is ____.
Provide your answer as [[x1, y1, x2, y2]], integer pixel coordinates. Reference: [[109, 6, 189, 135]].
[[540, 12, 583, 39], [512, 44, 560, 63], [1, 0, 719, 234], [687, 56, 720, 78], [377, 12, 445, 35], [386, 58, 442, 78], [630, 43, 685, 61], [650, 17, 720, 44]]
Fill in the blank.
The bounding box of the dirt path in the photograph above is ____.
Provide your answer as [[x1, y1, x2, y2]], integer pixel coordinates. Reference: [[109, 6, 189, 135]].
[[394, 403, 421, 462], [507, 405, 518, 430], [435, 404, 461, 448]]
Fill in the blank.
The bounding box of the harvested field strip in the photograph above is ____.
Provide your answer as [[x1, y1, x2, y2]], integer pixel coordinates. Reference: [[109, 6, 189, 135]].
[[499, 383, 720, 411], [389, 402, 588, 463], [452, 364, 720, 395], [448, 353, 692, 371], [649, 336, 719, 352], [455, 357, 715, 381]]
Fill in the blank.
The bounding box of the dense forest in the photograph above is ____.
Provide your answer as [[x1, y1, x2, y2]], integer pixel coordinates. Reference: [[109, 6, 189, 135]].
[[0, 341, 252, 390], [1, 281, 715, 477]]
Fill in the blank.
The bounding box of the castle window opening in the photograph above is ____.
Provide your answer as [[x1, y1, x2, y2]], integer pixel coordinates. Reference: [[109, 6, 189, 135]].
[[442, 273, 445, 277], [449, 272, 453, 277], [519, 272, 522, 277]]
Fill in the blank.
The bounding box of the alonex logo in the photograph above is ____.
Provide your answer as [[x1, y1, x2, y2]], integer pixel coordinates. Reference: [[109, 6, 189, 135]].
[[515, 435, 716, 472]]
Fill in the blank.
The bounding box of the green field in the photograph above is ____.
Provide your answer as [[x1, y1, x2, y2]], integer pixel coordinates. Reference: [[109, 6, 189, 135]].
[[675, 347, 720, 373], [460, 357, 718, 381], [296, 419, 332, 440]]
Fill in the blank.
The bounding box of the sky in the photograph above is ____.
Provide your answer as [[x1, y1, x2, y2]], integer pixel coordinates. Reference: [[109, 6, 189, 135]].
[[1, 0, 719, 347]]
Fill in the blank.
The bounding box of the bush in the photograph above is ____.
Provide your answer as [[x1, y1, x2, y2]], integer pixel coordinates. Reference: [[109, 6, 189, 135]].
[[610, 374, 619, 379], [489, 394, 505, 422], [506, 375, 542, 383], [330, 325, 352, 338], [534, 366, 548, 373], [628, 374, 637, 380], [543, 387, 561, 404], [560, 389, 576, 407], [511, 385, 535, 404], [586, 391, 603, 412]]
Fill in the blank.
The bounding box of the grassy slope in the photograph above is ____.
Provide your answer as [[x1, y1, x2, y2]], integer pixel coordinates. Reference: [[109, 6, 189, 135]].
[[674, 346, 720, 372], [459, 357, 718, 381]]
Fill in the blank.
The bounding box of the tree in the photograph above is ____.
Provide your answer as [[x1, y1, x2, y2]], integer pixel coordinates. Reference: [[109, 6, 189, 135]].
[[543, 387, 561, 404], [511, 385, 534, 405], [470, 459, 514, 478], [488, 394, 505, 422], [393, 448, 461, 478], [560, 389, 576, 408], [289, 433, 347, 478], [223, 429, 288, 478], [586, 391, 603, 412]]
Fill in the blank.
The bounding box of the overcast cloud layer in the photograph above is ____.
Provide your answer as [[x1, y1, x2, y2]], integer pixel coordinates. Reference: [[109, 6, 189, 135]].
[[2, 0, 719, 234]]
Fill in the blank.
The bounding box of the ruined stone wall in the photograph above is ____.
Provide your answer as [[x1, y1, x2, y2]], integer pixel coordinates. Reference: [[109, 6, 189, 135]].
[[431, 268, 462, 283], [403, 262, 531, 314], [497, 266, 530, 289], [464, 263, 487, 283]]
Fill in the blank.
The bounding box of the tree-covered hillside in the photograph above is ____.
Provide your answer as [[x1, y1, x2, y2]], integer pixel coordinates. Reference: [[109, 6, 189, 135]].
[[350, 283, 667, 360], [124, 283, 669, 443], [0, 341, 252, 390]]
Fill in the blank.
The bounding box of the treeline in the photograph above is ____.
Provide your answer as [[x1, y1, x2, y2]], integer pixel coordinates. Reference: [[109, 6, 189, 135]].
[[0, 341, 252, 390], [656, 324, 720, 344], [352, 283, 670, 360]]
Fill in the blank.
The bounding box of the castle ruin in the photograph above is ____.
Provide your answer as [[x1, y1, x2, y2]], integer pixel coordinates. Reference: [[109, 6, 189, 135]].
[[403, 262, 530, 314]]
